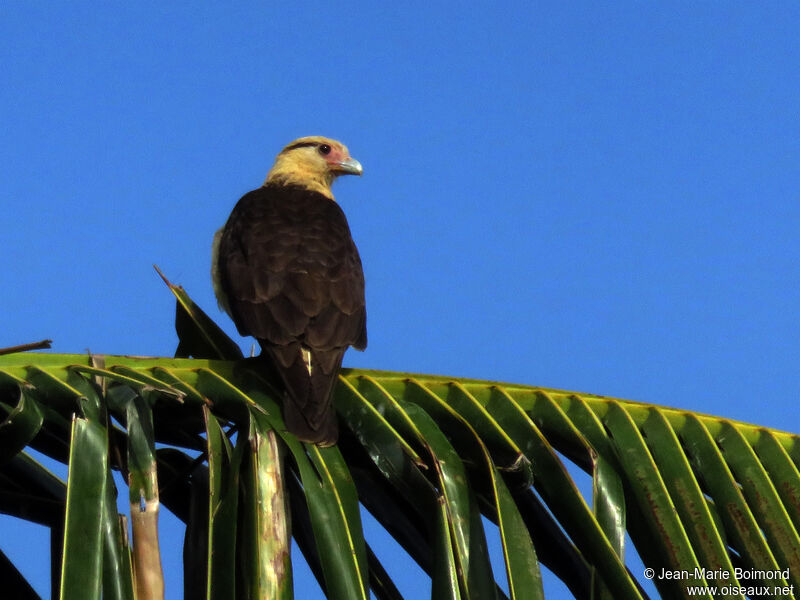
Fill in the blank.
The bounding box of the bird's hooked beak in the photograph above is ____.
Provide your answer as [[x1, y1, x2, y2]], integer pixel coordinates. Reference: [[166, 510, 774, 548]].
[[334, 157, 363, 176]]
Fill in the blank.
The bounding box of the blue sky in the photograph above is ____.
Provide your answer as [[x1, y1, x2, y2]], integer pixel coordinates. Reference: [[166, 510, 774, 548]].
[[2, 3, 799, 598]]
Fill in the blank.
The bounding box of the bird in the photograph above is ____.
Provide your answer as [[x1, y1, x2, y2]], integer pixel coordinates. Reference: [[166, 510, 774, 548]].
[[212, 136, 366, 446]]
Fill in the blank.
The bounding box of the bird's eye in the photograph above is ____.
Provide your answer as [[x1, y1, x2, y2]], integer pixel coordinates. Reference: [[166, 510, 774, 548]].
[[318, 144, 332, 155]]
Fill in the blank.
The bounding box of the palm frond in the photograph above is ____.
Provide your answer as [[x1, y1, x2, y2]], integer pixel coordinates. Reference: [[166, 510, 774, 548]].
[[0, 278, 797, 599], [1, 350, 798, 599]]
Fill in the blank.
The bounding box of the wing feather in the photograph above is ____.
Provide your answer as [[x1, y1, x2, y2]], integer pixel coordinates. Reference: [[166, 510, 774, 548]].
[[215, 183, 366, 445]]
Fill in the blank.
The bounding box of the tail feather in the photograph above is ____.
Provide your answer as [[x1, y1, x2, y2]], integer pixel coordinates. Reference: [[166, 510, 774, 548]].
[[264, 343, 343, 446]]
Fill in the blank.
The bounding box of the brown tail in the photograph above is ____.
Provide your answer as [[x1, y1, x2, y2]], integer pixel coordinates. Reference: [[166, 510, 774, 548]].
[[264, 343, 344, 446]]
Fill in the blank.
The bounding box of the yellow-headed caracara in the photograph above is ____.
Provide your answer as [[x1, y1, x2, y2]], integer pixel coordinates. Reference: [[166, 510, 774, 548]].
[[212, 136, 366, 446]]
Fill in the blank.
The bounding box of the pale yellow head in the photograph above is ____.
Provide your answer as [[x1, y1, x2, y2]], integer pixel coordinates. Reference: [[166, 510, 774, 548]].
[[264, 136, 363, 198]]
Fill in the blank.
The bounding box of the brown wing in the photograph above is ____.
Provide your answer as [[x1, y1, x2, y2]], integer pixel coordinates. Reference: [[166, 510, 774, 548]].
[[217, 183, 367, 352], [215, 183, 366, 445]]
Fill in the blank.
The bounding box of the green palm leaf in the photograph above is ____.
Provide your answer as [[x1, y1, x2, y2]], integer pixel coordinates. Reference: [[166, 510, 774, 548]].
[[0, 281, 797, 599]]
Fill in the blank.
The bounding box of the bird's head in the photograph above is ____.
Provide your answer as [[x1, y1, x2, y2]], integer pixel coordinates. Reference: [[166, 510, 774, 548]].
[[265, 136, 362, 198]]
